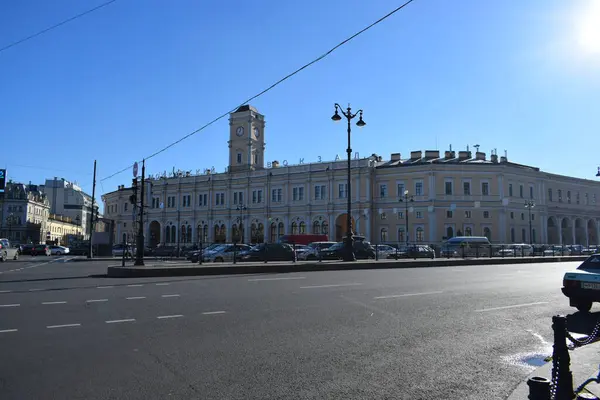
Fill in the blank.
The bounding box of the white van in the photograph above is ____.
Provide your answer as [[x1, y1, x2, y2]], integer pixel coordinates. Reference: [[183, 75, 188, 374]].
[[441, 236, 492, 258]]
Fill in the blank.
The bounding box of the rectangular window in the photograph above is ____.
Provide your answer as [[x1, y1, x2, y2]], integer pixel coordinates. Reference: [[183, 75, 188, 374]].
[[465, 210, 471, 218], [446, 210, 453, 218], [576, 192, 580, 205], [415, 182, 423, 196], [234, 192, 238, 205], [509, 184, 513, 197], [293, 187, 304, 201], [233, 191, 243, 205], [397, 211, 404, 219], [585, 193, 589, 205], [558, 189, 562, 202], [530, 186, 534, 199], [257, 190, 263, 203], [445, 181, 453, 195], [199, 194, 207, 206], [510, 211, 514, 219], [397, 183, 405, 197], [237, 153, 242, 164], [338, 183, 348, 198], [463, 182, 471, 195], [483, 211, 490, 218], [481, 182, 489, 196], [519, 185, 524, 198], [215, 193, 225, 206], [271, 189, 282, 202], [380, 184, 387, 198], [415, 211, 423, 219], [182, 195, 191, 207], [314, 185, 326, 200], [124, 203, 128, 211], [252, 190, 258, 204], [521, 213, 525, 220], [298, 187, 304, 201], [532, 213, 535, 221], [548, 189, 553, 202], [567, 190, 571, 204]]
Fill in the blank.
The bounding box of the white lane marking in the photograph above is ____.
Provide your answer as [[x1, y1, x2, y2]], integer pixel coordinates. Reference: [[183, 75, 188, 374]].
[[202, 311, 226, 315], [127, 284, 144, 287], [126, 296, 146, 300], [0, 329, 18, 333], [157, 314, 184, 319], [299, 283, 363, 289], [105, 319, 136, 324], [374, 291, 444, 299], [86, 299, 108, 303], [47, 323, 81, 329], [97, 286, 114, 289], [248, 276, 306, 282], [155, 283, 170, 286], [475, 302, 549, 312], [161, 294, 180, 298], [0, 290, 13, 293], [42, 301, 67, 305], [0, 304, 20, 308], [28, 288, 44, 292]]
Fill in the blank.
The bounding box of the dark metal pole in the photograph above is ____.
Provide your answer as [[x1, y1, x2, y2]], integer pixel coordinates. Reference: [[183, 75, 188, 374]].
[[176, 209, 180, 258], [344, 110, 355, 262], [405, 195, 409, 247], [87, 160, 96, 259], [134, 160, 145, 266], [529, 206, 533, 246]]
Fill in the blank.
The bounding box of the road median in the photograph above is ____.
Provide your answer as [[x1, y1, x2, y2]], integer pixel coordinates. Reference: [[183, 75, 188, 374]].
[[106, 255, 587, 278]]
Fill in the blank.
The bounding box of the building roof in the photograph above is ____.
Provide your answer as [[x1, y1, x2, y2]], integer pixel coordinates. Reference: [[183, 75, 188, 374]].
[[233, 105, 258, 113]]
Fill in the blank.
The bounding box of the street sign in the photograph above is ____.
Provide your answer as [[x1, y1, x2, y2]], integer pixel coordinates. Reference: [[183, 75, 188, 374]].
[[0, 169, 6, 192], [133, 162, 138, 178]]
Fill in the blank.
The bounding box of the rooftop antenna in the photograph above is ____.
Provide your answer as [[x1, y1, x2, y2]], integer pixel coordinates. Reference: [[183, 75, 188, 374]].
[[466, 145, 469, 152], [504, 149, 508, 158], [473, 144, 480, 152], [449, 144, 452, 151]]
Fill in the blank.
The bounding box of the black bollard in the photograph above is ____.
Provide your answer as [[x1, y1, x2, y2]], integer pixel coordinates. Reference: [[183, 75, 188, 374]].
[[527, 376, 551, 400], [198, 241, 202, 265], [552, 315, 575, 400]]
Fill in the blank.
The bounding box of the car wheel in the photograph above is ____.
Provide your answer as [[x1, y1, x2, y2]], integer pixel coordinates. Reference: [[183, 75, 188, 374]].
[[215, 257, 224, 262], [56, 251, 62, 256], [576, 301, 593, 313], [0, 251, 6, 262], [13, 253, 19, 261]]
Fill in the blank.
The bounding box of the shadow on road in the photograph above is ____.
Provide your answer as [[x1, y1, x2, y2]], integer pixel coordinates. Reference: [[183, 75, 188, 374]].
[[0, 275, 93, 284], [566, 311, 600, 335]]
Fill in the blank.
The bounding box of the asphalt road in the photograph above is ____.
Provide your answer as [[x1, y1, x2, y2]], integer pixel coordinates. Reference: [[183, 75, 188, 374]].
[[0, 257, 590, 400]]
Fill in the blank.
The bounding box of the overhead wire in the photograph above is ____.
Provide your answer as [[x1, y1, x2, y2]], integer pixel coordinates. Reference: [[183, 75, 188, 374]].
[[95, 0, 417, 182]]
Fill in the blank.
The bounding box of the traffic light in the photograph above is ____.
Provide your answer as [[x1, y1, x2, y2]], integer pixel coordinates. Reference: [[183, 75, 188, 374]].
[[130, 178, 138, 204]]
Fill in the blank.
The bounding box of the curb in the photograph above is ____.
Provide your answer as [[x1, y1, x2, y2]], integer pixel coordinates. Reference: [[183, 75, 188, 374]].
[[106, 256, 587, 278]]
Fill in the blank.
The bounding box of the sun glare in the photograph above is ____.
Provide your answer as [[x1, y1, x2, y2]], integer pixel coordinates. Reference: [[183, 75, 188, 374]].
[[574, 1, 600, 56]]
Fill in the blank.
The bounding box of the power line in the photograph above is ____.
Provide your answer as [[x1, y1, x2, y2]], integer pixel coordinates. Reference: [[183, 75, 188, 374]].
[[98, 0, 418, 183], [0, 0, 118, 54]]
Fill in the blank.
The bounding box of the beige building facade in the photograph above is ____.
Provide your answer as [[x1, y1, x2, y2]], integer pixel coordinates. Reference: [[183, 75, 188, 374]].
[[47, 214, 82, 245], [102, 105, 600, 247]]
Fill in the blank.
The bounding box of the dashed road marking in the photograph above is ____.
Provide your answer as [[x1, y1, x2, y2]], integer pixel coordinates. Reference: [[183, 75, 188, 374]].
[[202, 311, 226, 315], [374, 291, 444, 300], [161, 294, 180, 298], [127, 284, 144, 287], [0, 290, 13, 293], [105, 319, 136, 324], [475, 302, 549, 312], [248, 276, 306, 282], [42, 301, 67, 305], [157, 314, 184, 319], [155, 283, 170, 286], [0, 304, 20, 308], [97, 286, 114, 289], [47, 323, 81, 329], [299, 283, 363, 289], [0, 329, 18, 333], [126, 296, 146, 300], [86, 299, 108, 303], [28, 288, 44, 292]]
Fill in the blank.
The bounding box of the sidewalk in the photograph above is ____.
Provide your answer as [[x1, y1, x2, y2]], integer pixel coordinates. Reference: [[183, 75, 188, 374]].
[[106, 255, 587, 278]]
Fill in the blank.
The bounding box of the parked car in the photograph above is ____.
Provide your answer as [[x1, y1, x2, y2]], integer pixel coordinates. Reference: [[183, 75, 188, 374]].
[[544, 246, 572, 256], [151, 246, 177, 257], [0, 238, 19, 261], [237, 243, 295, 262], [319, 240, 375, 260], [562, 253, 600, 312], [187, 243, 223, 263], [49, 245, 70, 256], [112, 244, 134, 258], [582, 246, 600, 255], [373, 244, 397, 259], [204, 244, 251, 262], [297, 241, 337, 261], [31, 244, 51, 256]]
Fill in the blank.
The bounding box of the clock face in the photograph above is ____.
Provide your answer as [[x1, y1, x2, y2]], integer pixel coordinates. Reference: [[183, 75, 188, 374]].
[[254, 127, 260, 138], [236, 126, 244, 137]]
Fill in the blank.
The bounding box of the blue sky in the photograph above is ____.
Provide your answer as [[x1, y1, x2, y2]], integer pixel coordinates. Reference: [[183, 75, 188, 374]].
[[1, 0, 599, 205]]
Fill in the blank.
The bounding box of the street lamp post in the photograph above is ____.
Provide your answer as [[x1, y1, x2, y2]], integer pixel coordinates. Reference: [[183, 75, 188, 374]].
[[399, 190, 414, 247], [6, 212, 15, 241], [525, 200, 535, 245], [331, 103, 366, 262], [236, 205, 247, 243]]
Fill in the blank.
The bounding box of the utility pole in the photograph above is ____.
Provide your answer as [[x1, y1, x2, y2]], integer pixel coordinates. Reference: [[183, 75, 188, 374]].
[[88, 160, 97, 259], [134, 160, 145, 266]]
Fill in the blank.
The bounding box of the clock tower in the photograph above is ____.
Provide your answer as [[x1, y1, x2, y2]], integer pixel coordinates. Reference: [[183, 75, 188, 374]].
[[228, 105, 265, 173]]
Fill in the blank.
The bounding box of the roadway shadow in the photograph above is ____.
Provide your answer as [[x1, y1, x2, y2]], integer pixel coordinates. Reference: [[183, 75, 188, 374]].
[[566, 311, 600, 335], [0, 275, 92, 284]]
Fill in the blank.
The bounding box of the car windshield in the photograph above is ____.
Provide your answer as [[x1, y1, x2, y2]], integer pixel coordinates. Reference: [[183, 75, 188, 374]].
[[577, 255, 600, 270]]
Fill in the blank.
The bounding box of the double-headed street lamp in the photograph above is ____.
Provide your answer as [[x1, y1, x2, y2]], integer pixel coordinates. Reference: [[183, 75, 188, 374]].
[[524, 200, 535, 245], [331, 103, 366, 262], [399, 190, 414, 247], [236, 205, 247, 243]]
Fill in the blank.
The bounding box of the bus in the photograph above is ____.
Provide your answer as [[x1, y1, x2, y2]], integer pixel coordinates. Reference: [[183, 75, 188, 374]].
[[441, 236, 491, 257]]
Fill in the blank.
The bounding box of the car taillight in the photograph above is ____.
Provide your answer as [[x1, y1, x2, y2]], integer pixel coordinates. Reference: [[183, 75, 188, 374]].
[[563, 279, 577, 288]]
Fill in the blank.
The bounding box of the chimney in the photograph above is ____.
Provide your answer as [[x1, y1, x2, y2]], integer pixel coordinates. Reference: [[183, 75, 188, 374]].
[[390, 153, 401, 161], [425, 150, 440, 159], [410, 150, 422, 160], [444, 150, 455, 159], [475, 152, 486, 161], [491, 154, 499, 163], [458, 151, 472, 160], [272, 160, 280, 168], [500, 156, 507, 163]]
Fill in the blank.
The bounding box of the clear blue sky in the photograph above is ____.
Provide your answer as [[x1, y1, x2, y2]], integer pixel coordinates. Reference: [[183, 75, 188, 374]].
[[1, 0, 599, 207]]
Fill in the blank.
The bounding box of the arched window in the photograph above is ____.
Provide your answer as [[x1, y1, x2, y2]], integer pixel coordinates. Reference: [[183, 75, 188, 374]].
[[446, 226, 454, 239], [257, 223, 264, 243], [483, 227, 491, 241], [278, 222, 284, 238], [232, 224, 240, 242], [313, 221, 321, 234], [181, 225, 187, 243], [416, 227, 424, 242], [380, 228, 388, 242], [321, 221, 328, 235], [187, 225, 192, 243], [291, 222, 298, 235], [398, 228, 405, 243], [166, 226, 171, 243], [270, 222, 277, 242], [203, 225, 208, 243], [299, 221, 306, 234], [214, 225, 220, 243], [464, 227, 472, 237], [219, 224, 226, 243], [171, 226, 176, 243]]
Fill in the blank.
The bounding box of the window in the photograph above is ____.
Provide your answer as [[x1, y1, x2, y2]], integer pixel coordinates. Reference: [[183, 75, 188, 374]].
[[338, 183, 348, 198], [397, 228, 405, 243], [380, 228, 388, 242], [215, 193, 225, 206], [510, 211, 514, 219], [510, 228, 515, 243], [252, 190, 263, 204], [253, 153, 258, 164], [519, 185, 524, 198], [446, 210, 453, 218], [291, 222, 298, 235], [509, 184, 513, 197], [530, 186, 534, 199], [483, 211, 490, 218], [271, 188, 282, 202], [124, 203, 128, 211], [532, 228, 537, 243], [481, 182, 489, 196], [313, 221, 321, 234], [446, 226, 454, 239], [397, 211, 404, 219], [532, 213, 535, 221], [380, 212, 387, 220], [444, 181, 453, 195], [167, 196, 176, 208], [415, 211, 423, 219], [237, 153, 242, 164], [593, 194, 597, 204], [463, 181, 471, 195], [314, 185, 326, 200], [548, 188, 553, 202], [270, 223, 277, 241], [558, 189, 562, 202], [520, 213, 525, 220], [198, 194, 208, 207], [416, 227, 424, 242], [465, 210, 471, 218], [397, 183, 405, 197], [567, 190, 571, 204], [380, 184, 388, 198], [299, 222, 306, 234], [483, 227, 491, 240], [576, 192, 580, 205], [415, 181, 423, 196], [233, 191, 243, 205], [292, 187, 304, 201], [521, 228, 526, 242], [182, 195, 191, 207], [465, 227, 472, 236], [585, 193, 589, 205], [321, 221, 328, 235]]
